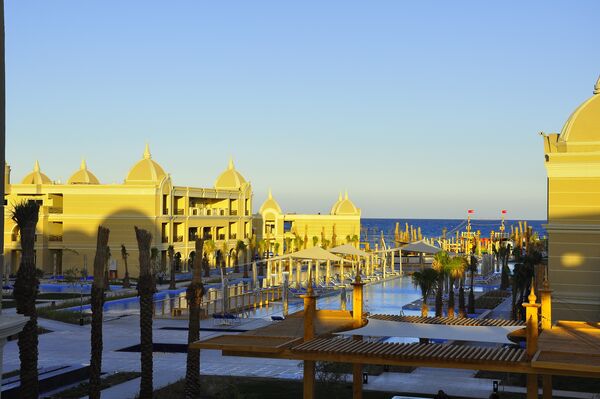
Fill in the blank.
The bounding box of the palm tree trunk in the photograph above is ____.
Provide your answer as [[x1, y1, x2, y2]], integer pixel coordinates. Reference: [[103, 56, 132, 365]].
[[447, 277, 455, 318], [458, 281, 466, 318], [435, 274, 444, 317], [169, 258, 176, 290], [468, 271, 475, 314], [185, 238, 205, 398], [12, 202, 40, 399], [500, 255, 509, 290], [123, 256, 130, 288], [135, 227, 154, 399], [421, 302, 428, 318], [90, 226, 109, 399]]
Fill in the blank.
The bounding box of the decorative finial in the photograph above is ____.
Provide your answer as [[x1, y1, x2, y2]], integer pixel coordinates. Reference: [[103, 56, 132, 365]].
[[80, 158, 87, 170], [338, 192, 342, 201], [34, 160, 40, 172], [594, 75, 600, 95], [143, 143, 151, 159], [528, 278, 537, 304], [268, 188, 272, 199], [542, 266, 550, 290], [344, 189, 348, 200], [228, 157, 234, 170]]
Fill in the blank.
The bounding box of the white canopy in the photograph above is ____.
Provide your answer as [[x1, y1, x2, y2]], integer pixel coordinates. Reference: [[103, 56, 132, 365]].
[[329, 244, 370, 258], [268, 246, 344, 262], [335, 318, 521, 345], [401, 240, 441, 255]]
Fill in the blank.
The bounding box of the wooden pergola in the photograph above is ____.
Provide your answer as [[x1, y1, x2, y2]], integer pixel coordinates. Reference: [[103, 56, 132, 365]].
[[191, 276, 600, 399]]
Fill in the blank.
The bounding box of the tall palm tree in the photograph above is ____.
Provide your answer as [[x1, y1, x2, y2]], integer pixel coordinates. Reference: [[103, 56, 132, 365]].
[[235, 240, 247, 276], [411, 268, 438, 317], [467, 254, 478, 314], [498, 244, 510, 290], [432, 251, 451, 317], [121, 244, 130, 288], [168, 245, 176, 289], [89, 226, 110, 399], [135, 227, 154, 398], [312, 236, 319, 248], [12, 201, 40, 399], [203, 239, 216, 276], [447, 256, 466, 318], [257, 239, 266, 275], [185, 238, 205, 398]]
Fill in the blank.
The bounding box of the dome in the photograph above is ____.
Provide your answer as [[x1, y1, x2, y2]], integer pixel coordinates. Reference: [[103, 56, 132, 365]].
[[125, 144, 167, 185], [68, 159, 100, 184], [559, 76, 600, 144], [21, 161, 52, 185], [331, 191, 360, 216], [214, 158, 247, 190], [259, 189, 282, 215]]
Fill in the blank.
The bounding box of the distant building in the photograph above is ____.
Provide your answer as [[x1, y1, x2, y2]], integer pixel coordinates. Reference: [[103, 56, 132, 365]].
[[253, 189, 361, 255], [3, 145, 253, 276], [542, 76, 600, 321]]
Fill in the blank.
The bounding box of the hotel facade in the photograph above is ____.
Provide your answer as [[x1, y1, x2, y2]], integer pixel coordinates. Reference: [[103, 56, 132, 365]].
[[3, 145, 360, 277]]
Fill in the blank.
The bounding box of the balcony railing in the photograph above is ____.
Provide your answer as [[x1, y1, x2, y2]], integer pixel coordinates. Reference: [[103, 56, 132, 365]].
[[189, 234, 198, 241], [163, 209, 169, 215], [230, 233, 237, 240], [162, 236, 169, 243], [174, 209, 184, 215], [230, 210, 238, 216], [11, 234, 19, 242], [217, 234, 226, 240], [49, 235, 63, 242], [48, 207, 63, 214], [174, 235, 184, 242]]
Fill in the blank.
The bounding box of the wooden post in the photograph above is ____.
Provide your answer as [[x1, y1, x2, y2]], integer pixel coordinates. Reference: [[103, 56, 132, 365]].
[[326, 260, 331, 286], [351, 274, 365, 399], [301, 274, 317, 399], [352, 362, 363, 399], [542, 375, 552, 399], [315, 260, 319, 285], [539, 276, 552, 331], [523, 282, 541, 399]]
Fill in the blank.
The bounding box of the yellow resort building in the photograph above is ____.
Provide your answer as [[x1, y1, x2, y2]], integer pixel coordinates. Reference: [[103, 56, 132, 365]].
[[253, 189, 361, 254], [542, 76, 600, 321], [3, 145, 253, 277]]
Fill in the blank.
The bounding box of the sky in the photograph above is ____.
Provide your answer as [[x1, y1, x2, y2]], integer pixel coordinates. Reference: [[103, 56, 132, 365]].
[[5, 1, 600, 220]]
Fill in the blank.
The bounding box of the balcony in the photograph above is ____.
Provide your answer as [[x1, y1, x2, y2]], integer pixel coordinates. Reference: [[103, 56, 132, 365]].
[[230, 233, 237, 240], [217, 234, 226, 240], [174, 209, 184, 215], [163, 209, 169, 215], [174, 235, 184, 242], [48, 207, 63, 214], [230, 210, 238, 216], [49, 235, 63, 242], [11, 234, 19, 242], [189, 234, 198, 241], [162, 236, 169, 243]]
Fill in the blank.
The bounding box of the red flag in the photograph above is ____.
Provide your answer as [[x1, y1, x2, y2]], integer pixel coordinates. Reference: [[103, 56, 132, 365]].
[[467, 209, 475, 214], [501, 210, 507, 214]]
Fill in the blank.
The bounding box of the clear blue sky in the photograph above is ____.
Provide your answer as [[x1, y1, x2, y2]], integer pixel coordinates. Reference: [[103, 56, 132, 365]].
[[5, 1, 600, 219]]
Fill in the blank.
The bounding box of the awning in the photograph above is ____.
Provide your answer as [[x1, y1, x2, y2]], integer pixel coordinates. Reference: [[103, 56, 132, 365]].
[[268, 246, 344, 262], [401, 240, 441, 255], [335, 318, 522, 344], [329, 244, 370, 257]]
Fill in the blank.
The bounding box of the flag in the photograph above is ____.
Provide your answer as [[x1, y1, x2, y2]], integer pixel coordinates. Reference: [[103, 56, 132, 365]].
[[501, 210, 507, 214], [467, 209, 475, 214]]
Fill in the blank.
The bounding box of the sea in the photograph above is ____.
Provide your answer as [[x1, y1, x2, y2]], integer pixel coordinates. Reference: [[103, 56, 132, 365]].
[[361, 218, 546, 248]]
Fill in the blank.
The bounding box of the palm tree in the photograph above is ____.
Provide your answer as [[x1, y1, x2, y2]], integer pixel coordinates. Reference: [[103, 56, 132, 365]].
[[185, 238, 205, 398], [168, 245, 176, 289], [447, 256, 466, 318], [312, 236, 319, 248], [203, 239, 216, 277], [235, 240, 247, 276], [498, 244, 511, 290], [135, 227, 154, 398], [121, 244, 130, 288], [467, 254, 478, 314], [89, 226, 110, 399], [257, 239, 266, 275], [12, 201, 40, 399], [104, 246, 111, 291], [411, 268, 438, 317], [432, 251, 451, 317], [274, 242, 280, 256]]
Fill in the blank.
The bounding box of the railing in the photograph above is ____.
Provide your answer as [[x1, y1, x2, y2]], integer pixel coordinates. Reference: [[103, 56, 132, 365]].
[[245, 210, 250, 216], [163, 209, 169, 215], [174, 235, 184, 242], [48, 207, 63, 214], [189, 235, 198, 241], [217, 234, 226, 240], [162, 236, 169, 243], [11, 234, 19, 242], [230, 233, 237, 240], [48, 235, 63, 242], [174, 209, 184, 215], [230, 210, 238, 216]]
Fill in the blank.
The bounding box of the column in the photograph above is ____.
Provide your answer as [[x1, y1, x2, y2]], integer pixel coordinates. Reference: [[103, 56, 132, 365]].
[[523, 284, 541, 399], [326, 260, 331, 286], [398, 250, 403, 275], [351, 276, 365, 399], [301, 285, 317, 399], [315, 260, 320, 285], [391, 250, 395, 275], [296, 261, 301, 287]]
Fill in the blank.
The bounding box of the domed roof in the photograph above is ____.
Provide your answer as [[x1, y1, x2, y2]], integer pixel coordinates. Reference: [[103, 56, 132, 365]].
[[68, 159, 100, 184], [214, 158, 247, 190], [559, 76, 600, 144], [125, 144, 167, 185], [331, 191, 360, 216], [21, 161, 52, 185], [259, 189, 282, 215]]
